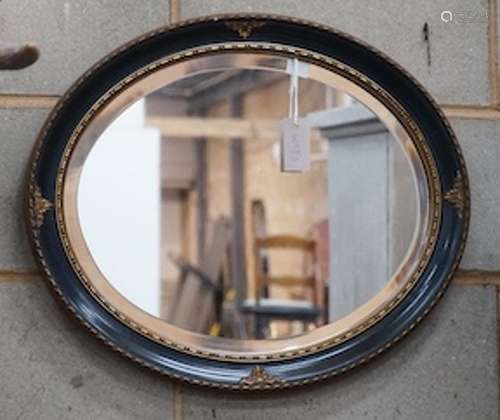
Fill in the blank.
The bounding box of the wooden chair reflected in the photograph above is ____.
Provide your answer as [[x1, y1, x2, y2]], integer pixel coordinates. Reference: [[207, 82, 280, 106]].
[[240, 234, 323, 339]]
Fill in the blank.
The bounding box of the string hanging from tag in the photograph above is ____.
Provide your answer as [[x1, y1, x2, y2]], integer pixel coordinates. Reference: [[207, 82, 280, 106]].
[[288, 58, 300, 126]]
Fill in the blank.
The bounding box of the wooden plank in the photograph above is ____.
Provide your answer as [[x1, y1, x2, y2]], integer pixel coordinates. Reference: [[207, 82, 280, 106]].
[[171, 218, 231, 332], [170, 255, 220, 291], [146, 115, 279, 139], [196, 218, 232, 332], [229, 94, 248, 304], [146, 115, 324, 143], [258, 275, 315, 287], [195, 136, 208, 260], [255, 235, 316, 251]]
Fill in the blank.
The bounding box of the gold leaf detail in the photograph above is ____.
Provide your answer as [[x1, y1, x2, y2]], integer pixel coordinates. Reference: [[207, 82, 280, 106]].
[[225, 20, 266, 39], [31, 185, 53, 229], [240, 366, 283, 388], [444, 172, 465, 218]]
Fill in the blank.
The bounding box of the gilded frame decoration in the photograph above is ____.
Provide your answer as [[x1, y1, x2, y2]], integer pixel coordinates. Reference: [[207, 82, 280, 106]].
[[26, 14, 469, 390]]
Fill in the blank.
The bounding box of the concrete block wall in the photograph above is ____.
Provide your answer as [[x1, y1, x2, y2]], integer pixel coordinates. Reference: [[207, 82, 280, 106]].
[[0, 0, 498, 418]]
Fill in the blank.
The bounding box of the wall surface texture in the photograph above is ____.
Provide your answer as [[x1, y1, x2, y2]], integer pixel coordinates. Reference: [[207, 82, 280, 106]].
[[0, 1, 499, 419]]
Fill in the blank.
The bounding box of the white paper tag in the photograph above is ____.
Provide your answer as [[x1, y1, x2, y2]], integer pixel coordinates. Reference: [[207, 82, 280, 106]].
[[280, 117, 312, 172]]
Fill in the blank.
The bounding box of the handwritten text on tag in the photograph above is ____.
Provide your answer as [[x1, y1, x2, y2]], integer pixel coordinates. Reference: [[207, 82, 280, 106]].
[[280, 117, 311, 172]]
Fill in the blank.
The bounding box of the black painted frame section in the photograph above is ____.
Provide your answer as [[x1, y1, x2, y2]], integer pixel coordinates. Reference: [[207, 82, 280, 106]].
[[27, 15, 469, 389]]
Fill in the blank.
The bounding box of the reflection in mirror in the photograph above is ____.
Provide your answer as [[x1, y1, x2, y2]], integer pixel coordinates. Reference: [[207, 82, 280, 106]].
[[77, 55, 420, 341]]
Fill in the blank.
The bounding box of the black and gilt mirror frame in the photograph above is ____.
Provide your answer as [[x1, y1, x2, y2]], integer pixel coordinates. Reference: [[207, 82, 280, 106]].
[[26, 14, 469, 390]]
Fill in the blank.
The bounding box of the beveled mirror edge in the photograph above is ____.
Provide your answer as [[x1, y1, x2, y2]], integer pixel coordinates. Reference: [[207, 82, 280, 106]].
[[58, 49, 438, 362], [25, 13, 470, 390]]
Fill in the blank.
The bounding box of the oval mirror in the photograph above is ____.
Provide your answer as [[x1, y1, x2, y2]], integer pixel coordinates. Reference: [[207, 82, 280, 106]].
[[27, 15, 469, 390]]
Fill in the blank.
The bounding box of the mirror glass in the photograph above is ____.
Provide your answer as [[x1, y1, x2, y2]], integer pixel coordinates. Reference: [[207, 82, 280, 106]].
[[71, 53, 425, 342]]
